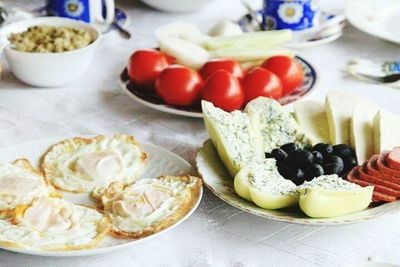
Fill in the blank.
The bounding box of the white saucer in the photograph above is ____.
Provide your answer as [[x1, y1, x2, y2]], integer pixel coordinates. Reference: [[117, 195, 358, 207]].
[[346, 0, 400, 45]]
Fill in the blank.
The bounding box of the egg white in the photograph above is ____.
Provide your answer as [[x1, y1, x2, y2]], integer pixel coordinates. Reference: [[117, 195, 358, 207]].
[[0, 160, 51, 213], [101, 176, 201, 238], [41, 134, 147, 193], [0, 197, 109, 251]]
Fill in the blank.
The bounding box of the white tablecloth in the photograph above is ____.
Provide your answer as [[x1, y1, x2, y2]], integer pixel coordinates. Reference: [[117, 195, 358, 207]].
[[1, 0, 400, 266]]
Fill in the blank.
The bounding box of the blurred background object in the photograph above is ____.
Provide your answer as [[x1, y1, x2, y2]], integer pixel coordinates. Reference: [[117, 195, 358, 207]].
[[139, 0, 215, 13]]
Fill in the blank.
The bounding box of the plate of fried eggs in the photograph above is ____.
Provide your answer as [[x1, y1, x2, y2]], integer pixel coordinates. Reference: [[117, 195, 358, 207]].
[[0, 134, 203, 256]]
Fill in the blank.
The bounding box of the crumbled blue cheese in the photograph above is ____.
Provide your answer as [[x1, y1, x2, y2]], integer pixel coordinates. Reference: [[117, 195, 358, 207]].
[[247, 159, 298, 196], [245, 97, 310, 152], [299, 175, 361, 191], [202, 101, 260, 170]]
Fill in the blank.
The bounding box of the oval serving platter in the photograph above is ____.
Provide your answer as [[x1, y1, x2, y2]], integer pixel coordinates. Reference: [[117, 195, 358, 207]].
[[119, 56, 318, 118], [0, 136, 202, 257], [196, 140, 400, 226]]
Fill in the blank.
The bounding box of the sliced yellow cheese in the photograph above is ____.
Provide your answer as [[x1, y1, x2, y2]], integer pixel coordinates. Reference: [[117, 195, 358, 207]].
[[350, 102, 378, 163], [325, 90, 367, 145], [373, 110, 400, 153], [294, 100, 330, 145]]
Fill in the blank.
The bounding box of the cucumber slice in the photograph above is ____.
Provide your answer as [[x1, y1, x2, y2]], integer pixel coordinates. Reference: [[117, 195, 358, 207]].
[[205, 30, 292, 50], [210, 47, 294, 62]]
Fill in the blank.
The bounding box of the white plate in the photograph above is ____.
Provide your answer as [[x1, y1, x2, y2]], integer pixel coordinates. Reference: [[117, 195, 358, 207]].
[[0, 136, 202, 257], [346, 0, 400, 45], [196, 140, 400, 226], [119, 56, 318, 118]]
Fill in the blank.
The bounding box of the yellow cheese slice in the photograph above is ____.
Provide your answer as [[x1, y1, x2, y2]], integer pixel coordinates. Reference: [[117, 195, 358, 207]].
[[373, 110, 400, 153], [294, 100, 330, 145]]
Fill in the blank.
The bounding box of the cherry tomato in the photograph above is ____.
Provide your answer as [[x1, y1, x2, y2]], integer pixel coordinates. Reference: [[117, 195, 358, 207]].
[[200, 70, 244, 111], [128, 49, 173, 88], [261, 56, 304, 96], [243, 67, 282, 103], [156, 65, 203, 106], [200, 59, 245, 80]]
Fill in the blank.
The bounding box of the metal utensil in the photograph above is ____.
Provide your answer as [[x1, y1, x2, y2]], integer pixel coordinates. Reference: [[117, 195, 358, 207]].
[[113, 20, 131, 39], [0, 4, 9, 26], [352, 73, 400, 84]]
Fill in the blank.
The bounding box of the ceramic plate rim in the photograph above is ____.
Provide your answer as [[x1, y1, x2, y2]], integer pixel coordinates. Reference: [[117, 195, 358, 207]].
[[119, 56, 318, 118], [196, 140, 400, 226], [0, 136, 203, 257]]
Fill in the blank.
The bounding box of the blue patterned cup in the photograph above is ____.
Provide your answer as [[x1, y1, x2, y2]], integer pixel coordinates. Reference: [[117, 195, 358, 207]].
[[46, 0, 115, 25], [261, 0, 320, 31]]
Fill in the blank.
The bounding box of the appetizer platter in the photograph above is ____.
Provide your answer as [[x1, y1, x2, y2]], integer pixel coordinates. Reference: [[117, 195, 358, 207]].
[[0, 134, 202, 256], [119, 22, 318, 118], [196, 91, 400, 225]]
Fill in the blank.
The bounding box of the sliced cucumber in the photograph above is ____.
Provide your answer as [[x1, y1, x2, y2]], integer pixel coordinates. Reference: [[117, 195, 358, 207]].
[[210, 47, 294, 62], [159, 37, 210, 70], [205, 30, 292, 50], [208, 20, 243, 37]]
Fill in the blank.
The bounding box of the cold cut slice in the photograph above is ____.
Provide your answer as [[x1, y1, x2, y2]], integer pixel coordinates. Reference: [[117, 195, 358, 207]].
[[376, 151, 400, 178], [347, 167, 400, 197], [387, 147, 400, 171], [366, 155, 397, 181], [372, 191, 397, 202], [359, 164, 400, 191]]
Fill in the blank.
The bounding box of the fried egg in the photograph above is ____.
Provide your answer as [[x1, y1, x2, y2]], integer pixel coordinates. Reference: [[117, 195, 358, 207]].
[[41, 134, 147, 193], [0, 159, 55, 217], [0, 197, 109, 251], [100, 175, 202, 239]]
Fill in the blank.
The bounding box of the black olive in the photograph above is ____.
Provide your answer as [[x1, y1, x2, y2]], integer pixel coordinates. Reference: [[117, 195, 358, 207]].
[[286, 168, 306, 186], [288, 150, 314, 168], [328, 155, 344, 166], [312, 151, 323, 164], [280, 143, 299, 154], [271, 148, 288, 162], [324, 163, 344, 175], [332, 144, 352, 158], [342, 156, 358, 170], [312, 143, 333, 158], [306, 164, 324, 179], [265, 152, 274, 159]]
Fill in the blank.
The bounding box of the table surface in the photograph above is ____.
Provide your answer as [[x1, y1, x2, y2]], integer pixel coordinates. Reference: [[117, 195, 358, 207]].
[[1, 0, 400, 266]]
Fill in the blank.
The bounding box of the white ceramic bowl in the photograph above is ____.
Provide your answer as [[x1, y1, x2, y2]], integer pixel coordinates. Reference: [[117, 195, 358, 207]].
[[140, 0, 215, 12], [0, 17, 100, 87]]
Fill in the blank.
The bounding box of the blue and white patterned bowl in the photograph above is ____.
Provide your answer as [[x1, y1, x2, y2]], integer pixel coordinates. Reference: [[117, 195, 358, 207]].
[[261, 0, 320, 31]]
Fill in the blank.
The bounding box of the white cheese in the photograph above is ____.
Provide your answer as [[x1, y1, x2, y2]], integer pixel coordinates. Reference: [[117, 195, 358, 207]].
[[299, 174, 361, 191], [245, 97, 310, 153], [373, 109, 400, 153], [350, 102, 378, 163], [202, 101, 264, 177], [294, 100, 330, 145]]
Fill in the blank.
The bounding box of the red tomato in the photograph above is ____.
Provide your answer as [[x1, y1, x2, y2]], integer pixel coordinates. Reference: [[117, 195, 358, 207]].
[[261, 56, 304, 96], [156, 65, 203, 106], [200, 59, 245, 80], [200, 70, 244, 111], [243, 67, 282, 103], [128, 49, 172, 88]]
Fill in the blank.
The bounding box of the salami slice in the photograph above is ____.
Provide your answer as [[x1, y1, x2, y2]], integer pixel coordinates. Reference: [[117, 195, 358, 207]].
[[376, 152, 400, 178], [387, 147, 400, 171], [366, 155, 397, 181], [372, 191, 397, 202], [347, 167, 400, 198], [359, 165, 400, 191]]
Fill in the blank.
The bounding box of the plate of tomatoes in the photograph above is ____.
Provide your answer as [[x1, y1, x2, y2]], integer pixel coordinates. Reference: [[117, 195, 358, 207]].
[[119, 49, 317, 118]]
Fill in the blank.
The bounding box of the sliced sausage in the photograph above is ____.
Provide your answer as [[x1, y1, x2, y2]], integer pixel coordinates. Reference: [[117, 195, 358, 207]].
[[347, 167, 400, 197], [359, 165, 400, 191], [376, 151, 400, 178], [366, 155, 397, 181], [372, 191, 397, 202], [387, 147, 400, 171]]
